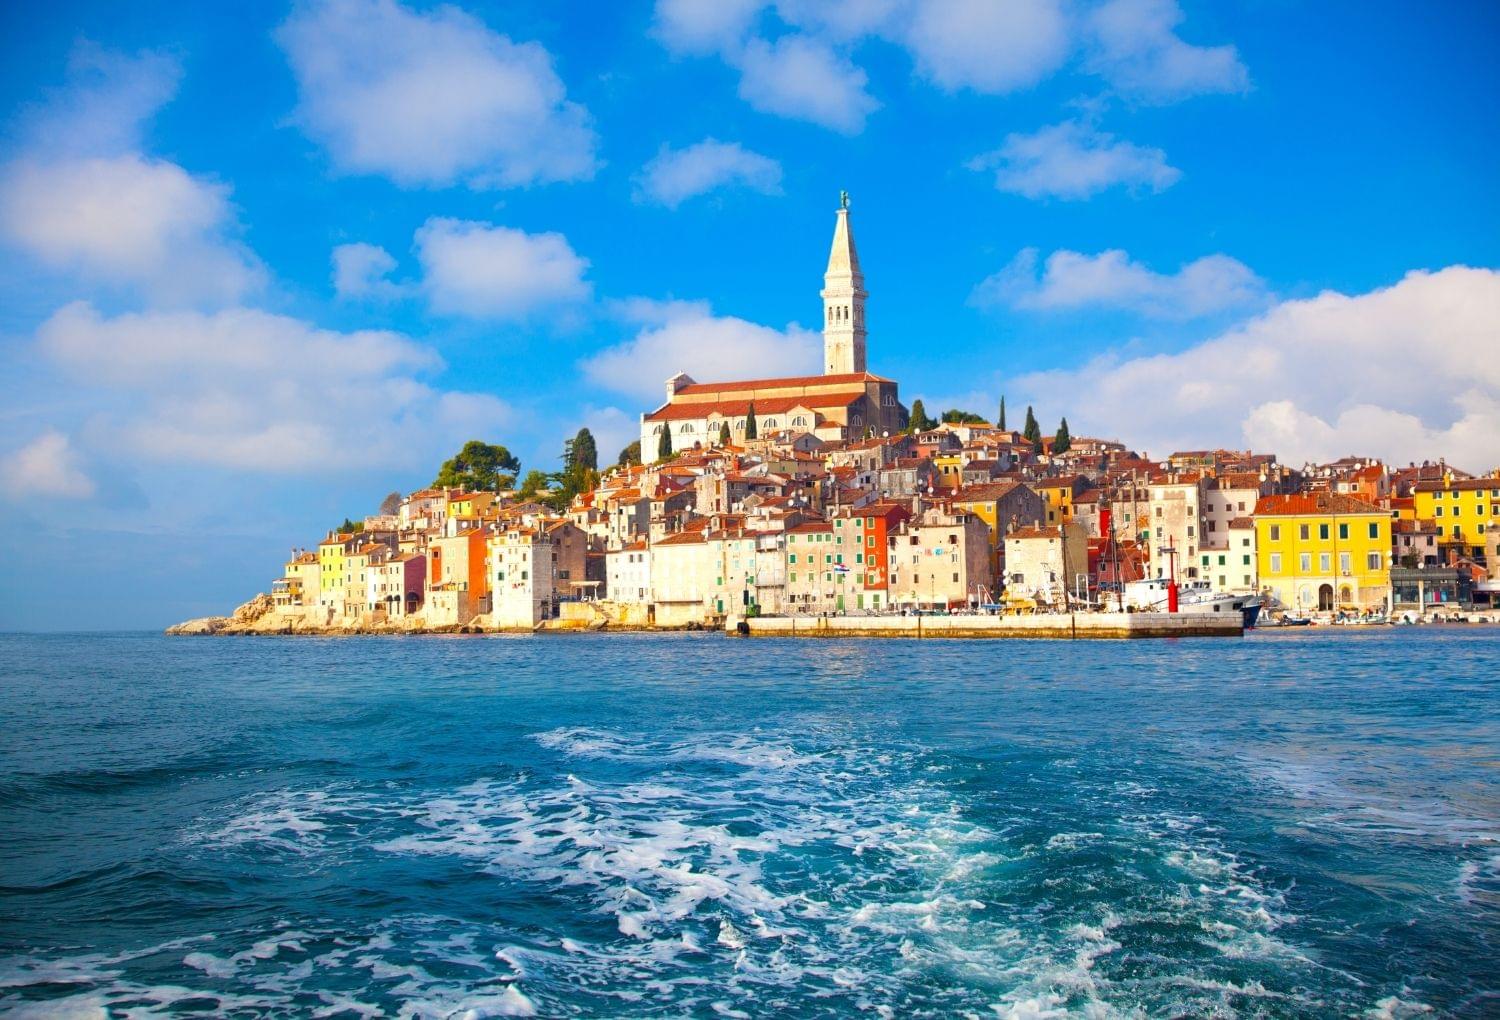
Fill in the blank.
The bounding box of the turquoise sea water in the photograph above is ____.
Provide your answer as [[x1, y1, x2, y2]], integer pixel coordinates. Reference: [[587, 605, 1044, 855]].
[[0, 630, 1496, 1018]]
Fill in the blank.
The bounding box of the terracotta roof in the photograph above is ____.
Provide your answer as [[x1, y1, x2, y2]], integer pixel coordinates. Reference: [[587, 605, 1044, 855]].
[[1253, 493, 1386, 516], [952, 481, 1027, 503], [673, 372, 889, 396], [644, 392, 863, 423], [1007, 526, 1062, 540], [1413, 478, 1500, 493]]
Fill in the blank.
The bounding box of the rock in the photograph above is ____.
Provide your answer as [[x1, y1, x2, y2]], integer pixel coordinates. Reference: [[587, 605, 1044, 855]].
[[232, 593, 275, 624], [165, 616, 232, 635]]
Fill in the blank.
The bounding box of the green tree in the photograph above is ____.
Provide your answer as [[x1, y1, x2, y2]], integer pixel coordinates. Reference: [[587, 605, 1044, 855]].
[[719, 421, 731, 445], [998, 395, 1006, 431], [518, 469, 552, 498], [657, 423, 673, 461], [1023, 405, 1042, 458], [745, 401, 758, 440], [617, 440, 642, 467], [1053, 417, 1072, 454], [564, 427, 598, 474], [941, 408, 986, 424], [908, 399, 933, 432], [433, 440, 520, 491], [337, 517, 365, 534]]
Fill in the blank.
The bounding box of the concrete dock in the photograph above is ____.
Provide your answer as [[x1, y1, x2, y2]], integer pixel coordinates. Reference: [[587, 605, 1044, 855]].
[[729, 612, 1243, 639]]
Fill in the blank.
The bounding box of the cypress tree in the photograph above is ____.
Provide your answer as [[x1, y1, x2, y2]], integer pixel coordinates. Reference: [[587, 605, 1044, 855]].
[[909, 399, 930, 432], [719, 421, 731, 445], [1053, 417, 1072, 454], [998, 396, 1006, 431], [657, 423, 673, 461], [745, 402, 758, 440], [1023, 405, 1040, 443]]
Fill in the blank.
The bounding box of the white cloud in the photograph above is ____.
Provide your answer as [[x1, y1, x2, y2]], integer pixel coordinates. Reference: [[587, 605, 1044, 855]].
[[1011, 266, 1500, 469], [1, 430, 96, 500], [652, 0, 765, 54], [16, 42, 181, 158], [634, 139, 783, 208], [276, 0, 597, 188], [902, 0, 1070, 94], [976, 247, 1266, 318], [968, 119, 1181, 200], [35, 302, 510, 473], [1086, 0, 1249, 102], [1, 155, 264, 304], [0, 46, 264, 305], [332, 241, 401, 299], [736, 34, 879, 133], [582, 298, 820, 403], [414, 218, 590, 319]]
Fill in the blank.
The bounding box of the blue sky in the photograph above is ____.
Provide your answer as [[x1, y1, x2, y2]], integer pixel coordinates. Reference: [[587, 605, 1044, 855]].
[[1, 0, 1497, 630]]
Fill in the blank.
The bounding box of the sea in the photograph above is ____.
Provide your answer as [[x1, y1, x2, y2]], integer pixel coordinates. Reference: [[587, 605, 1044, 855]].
[[0, 629, 1496, 1018]]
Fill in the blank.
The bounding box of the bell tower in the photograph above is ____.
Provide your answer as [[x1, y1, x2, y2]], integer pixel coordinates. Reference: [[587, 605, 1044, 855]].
[[821, 191, 867, 375]]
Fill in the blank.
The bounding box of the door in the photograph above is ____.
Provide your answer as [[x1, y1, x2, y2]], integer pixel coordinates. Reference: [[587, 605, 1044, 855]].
[[1318, 584, 1334, 611]]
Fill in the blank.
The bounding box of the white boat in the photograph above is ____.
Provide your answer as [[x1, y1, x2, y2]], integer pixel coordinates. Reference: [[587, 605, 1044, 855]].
[[1123, 578, 1263, 628]]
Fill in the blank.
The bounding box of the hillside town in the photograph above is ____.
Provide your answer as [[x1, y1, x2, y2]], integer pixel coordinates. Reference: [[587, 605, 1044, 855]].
[[190, 202, 1500, 633]]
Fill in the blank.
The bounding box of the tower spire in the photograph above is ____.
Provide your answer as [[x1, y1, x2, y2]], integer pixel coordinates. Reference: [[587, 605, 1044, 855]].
[[821, 192, 867, 375]]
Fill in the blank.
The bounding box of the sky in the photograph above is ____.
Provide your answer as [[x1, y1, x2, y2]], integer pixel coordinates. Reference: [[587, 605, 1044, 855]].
[[1, 0, 1497, 630]]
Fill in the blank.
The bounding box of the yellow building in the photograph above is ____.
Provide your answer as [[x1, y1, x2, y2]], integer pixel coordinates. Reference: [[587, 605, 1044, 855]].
[[317, 532, 358, 606], [1253, 494, 1390, 612], [1036, 475, 1088, 526], [1412, 475, 1500, 559]]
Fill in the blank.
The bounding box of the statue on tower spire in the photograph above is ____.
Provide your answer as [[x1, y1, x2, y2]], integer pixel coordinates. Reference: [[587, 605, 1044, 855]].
[[839, 189, 850, 210]]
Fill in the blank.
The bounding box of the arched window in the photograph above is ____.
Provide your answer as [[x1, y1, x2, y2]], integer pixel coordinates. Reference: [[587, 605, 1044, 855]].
[[763, 419, 777, 430], [851, 414, 863, 426], [733, 419, 745, 430], [791, 415, 807, 427], [652, 424, 663, 434], [680, 422, 695, 433]]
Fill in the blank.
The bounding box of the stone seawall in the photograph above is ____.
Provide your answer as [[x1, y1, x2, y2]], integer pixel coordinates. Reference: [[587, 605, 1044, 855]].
[[731, 613, 1242, 639]]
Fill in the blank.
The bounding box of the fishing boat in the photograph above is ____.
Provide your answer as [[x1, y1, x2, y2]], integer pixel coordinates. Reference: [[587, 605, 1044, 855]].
[[1123, 578, 1263, 628]]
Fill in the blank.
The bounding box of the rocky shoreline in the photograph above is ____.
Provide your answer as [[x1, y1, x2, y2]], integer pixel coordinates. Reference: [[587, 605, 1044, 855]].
[[163, 593, 700, 636]]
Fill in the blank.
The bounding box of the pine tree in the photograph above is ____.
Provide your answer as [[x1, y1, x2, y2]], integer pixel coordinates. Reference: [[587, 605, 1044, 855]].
[[998, 396, 1006, 431], [719, 421, 731, 445], [657, 423, 673, 461], [1053, 417, 1072, 454], [909, 399, 930, 433], [745, 402, 758, 440]]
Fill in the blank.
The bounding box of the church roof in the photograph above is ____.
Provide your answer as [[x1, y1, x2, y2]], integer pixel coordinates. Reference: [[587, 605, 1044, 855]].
[[643, 390, 866, 423], [672, 372, 890, 396]]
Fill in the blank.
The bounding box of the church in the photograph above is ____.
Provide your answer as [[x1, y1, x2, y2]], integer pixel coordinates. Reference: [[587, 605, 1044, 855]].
[[640, 197, 909, 455]]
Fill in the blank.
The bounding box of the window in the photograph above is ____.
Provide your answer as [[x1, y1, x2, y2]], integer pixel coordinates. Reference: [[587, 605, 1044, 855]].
[[1243, 555, 1251, 565], [789, 554, 797, 564], [1338, 523, 1349, 540], [1436, 506, 1444, 517], [1299, 553, 1311, 573], [1319, 553, 1331, 572], [1367, 552, 1382, 570], [1368, 522, 1379, 538], [789, 572, 796, 582], [1218, 555, 1226, 566], [1299, 524, 1310, 541], [1319, 524, 1330, 540], [952, 573, 959, 583], [1269, 525, 1280, 541]]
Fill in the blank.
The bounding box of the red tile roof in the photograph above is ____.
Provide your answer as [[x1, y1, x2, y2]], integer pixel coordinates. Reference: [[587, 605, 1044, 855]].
[[673, 372, 889, 396], [1253, 493, 1385, 516]]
